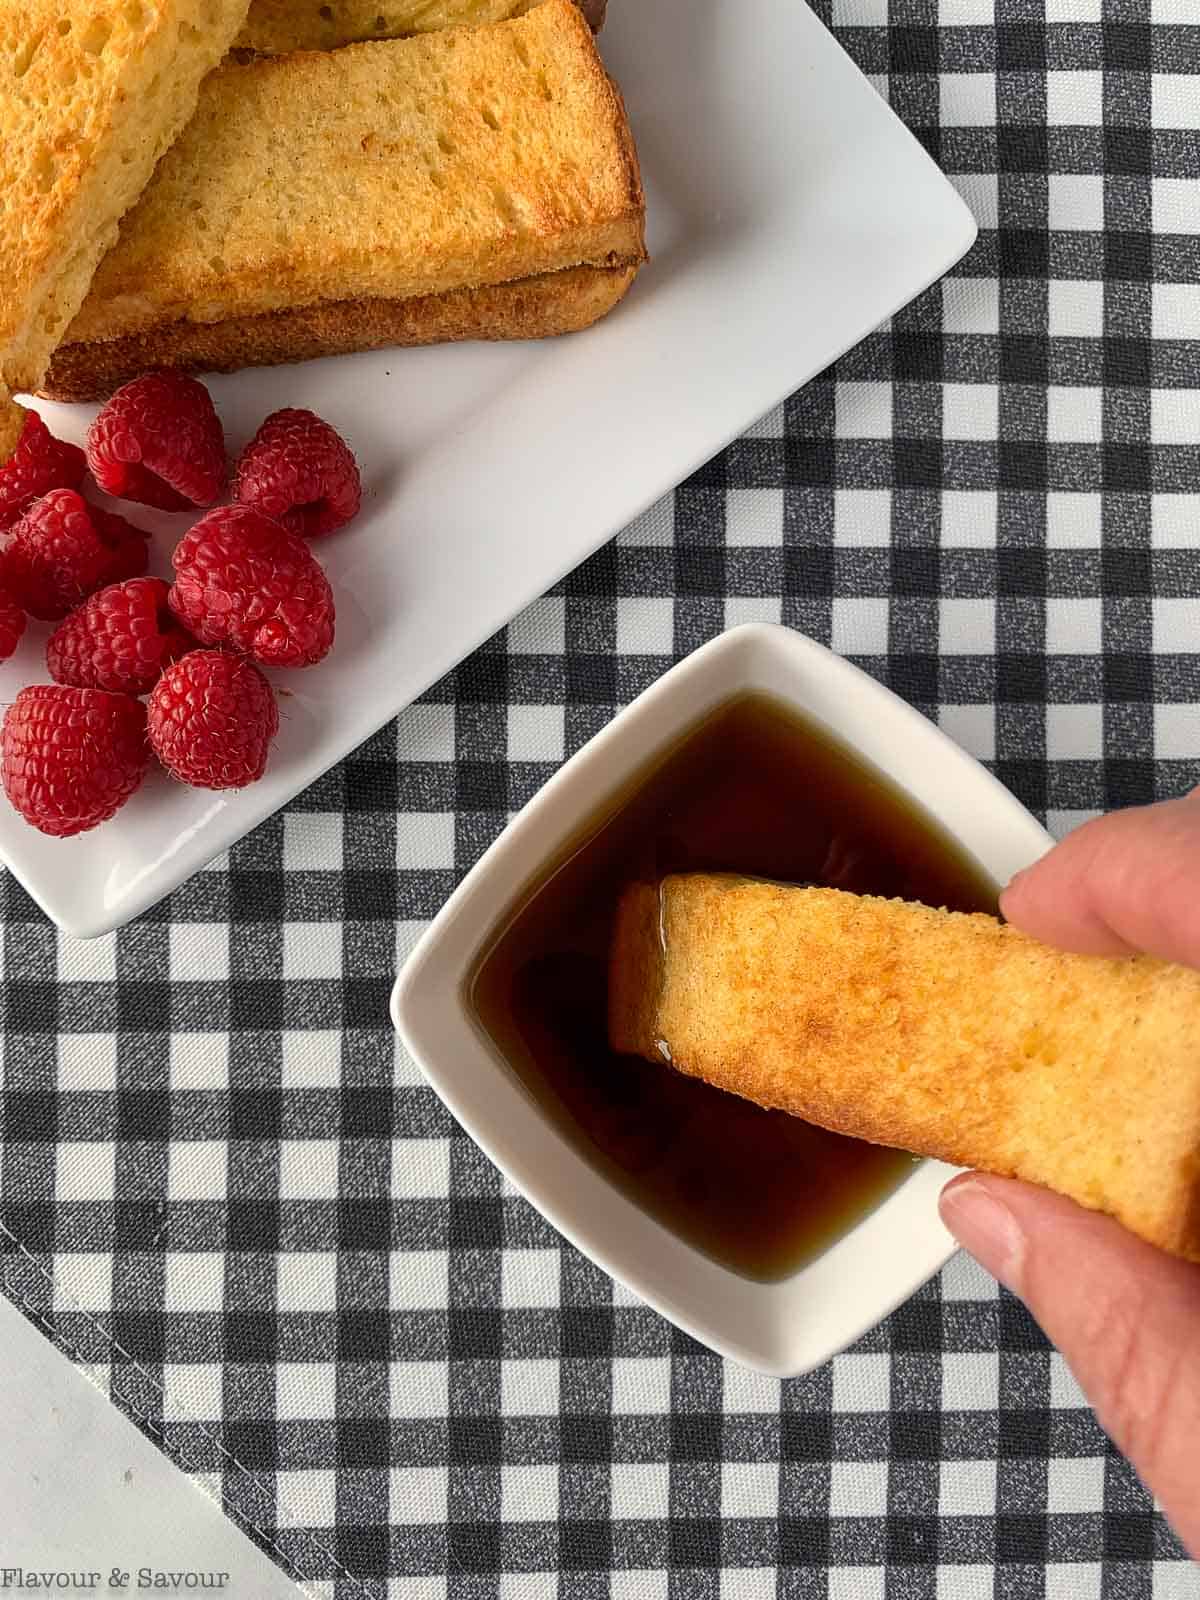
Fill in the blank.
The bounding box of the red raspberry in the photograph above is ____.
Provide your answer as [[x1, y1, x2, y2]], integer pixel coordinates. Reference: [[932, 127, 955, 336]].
[[2, 685, 149, 837], [0, 582, 27, 662], [3, 490, 150, 621], [0, 406, 87, 532], [47, 577, 196, 696], [169, 505, 334, 668], [86, 372, 226, 511], [233, 408, 361, 538], [148, 649, 279, 790], [91, 507, 154, 584]]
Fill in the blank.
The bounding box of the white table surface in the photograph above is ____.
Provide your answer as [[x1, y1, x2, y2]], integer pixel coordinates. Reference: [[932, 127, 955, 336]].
[[0, 1294, 304, 1600]]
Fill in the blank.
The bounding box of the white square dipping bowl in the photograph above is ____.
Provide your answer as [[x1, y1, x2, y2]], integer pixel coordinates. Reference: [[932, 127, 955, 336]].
[[391, 624, 1052, 1375]]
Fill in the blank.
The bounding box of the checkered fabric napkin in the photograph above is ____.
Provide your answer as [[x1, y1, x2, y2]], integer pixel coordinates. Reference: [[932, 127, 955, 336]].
[[3, 0, 1200, 1591]]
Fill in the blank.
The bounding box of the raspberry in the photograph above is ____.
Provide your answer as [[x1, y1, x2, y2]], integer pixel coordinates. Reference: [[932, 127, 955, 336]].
[[0, 405, 87, 532], [91, 507, 155, 584], [47, 577, 195, 695], [169, 505, 335, 668], [86, 372, 226, 511], [233, 408, 361, 538], [2, 684, 149, 837], [0, 582, 26, 662], [148, 649, 279, 790], [3, 490, 150, 620]]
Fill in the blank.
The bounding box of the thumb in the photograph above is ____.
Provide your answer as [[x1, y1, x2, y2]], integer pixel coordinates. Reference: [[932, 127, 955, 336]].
[[940, 1173, 1200, 1557]]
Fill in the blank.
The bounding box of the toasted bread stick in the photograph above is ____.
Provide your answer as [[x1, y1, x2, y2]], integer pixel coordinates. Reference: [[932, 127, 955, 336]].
[[609, 875, 1200, 1263], [0, 400, 26, 462], [235, 0, 607, 55], [42, 264, 636, 402], [0, 0, 252, 398], [57, 0, 644, 365]]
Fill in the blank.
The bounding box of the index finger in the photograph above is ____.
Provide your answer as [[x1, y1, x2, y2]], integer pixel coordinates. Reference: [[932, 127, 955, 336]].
[[1000, 790, 1200, 970]]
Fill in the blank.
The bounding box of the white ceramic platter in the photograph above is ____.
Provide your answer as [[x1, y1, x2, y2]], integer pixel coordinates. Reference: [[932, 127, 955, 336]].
[[6, 0, 976, 936]]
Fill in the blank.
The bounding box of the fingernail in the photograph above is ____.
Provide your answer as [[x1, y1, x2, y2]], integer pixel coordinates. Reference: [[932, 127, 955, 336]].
[[940, 1179, 1026, 1292], [1003, 867, 1029, 897]]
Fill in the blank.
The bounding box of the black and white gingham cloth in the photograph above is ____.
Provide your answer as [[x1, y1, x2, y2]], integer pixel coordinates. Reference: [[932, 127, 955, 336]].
[[3, 0, 1200, 1590]]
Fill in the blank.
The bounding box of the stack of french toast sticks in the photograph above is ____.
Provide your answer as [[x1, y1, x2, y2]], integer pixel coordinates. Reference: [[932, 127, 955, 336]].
[[0, 0, 645, 408]]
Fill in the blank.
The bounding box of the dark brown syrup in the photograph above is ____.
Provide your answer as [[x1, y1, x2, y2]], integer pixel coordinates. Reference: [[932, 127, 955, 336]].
[[471, 691, 997, 1281]]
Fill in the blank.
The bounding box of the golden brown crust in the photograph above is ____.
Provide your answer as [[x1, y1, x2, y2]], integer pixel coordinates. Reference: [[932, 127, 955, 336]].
[[64, 0, 645, 348], [0, 0, 252, 396], [0, 399, 27, 463], [608, 880, 666, 1061], [604, 67, 645, 257], [234, 0, 606, 54], [610, 876, 1200, 1264], [41, 263, 639, 402]]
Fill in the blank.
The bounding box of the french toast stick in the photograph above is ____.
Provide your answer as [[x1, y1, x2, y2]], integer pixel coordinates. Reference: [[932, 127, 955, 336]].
[[609, 875, 1200, 1263], [0, 0, 253, 399], [42, 265, 636, 402], [46, 0, 644, 395], [235, 0, 607, 54], [0, 400, 27, 461]]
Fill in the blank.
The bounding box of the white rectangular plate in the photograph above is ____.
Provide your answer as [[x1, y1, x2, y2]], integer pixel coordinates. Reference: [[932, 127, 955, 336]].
[[7, 0, 975, 937]]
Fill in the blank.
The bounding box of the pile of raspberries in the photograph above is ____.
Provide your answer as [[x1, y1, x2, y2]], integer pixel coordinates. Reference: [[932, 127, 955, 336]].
[[0, 373, 361, 837]]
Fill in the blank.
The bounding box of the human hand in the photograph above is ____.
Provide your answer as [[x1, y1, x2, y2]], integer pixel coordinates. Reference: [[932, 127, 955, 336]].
[[938, 791, 1200, 1557]]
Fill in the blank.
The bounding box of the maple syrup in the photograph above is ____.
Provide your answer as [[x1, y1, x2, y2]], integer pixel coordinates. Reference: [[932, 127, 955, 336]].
[[471, 692, 996, 1281]]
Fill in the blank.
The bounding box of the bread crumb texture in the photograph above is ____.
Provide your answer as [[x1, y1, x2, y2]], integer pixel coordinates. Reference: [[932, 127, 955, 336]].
[[610, 876, 1200, 1263], [66, 0, 644, 345], [234, 0, 606, 56], [0, 0, 252, 394], [238, 0, 538, 54], [0, 397, 28, 459]]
